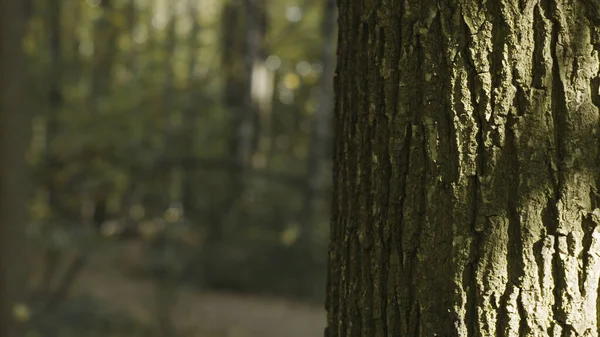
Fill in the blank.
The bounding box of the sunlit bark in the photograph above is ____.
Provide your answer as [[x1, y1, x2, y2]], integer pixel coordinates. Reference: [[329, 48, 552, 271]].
[[328, 1, 600, 335]]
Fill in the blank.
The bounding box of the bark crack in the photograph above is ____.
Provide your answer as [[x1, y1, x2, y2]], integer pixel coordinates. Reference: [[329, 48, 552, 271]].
[[459, 8, 486, 337], [538, 0, 569, 330], [531, 5, 549, 90], [373, 24, 391, 337], [397, 120, 412, 333], [517, 287, 528, 336], [497, 115, 525, 336], [404, 24, 428, 335], [579, 214, 594, 296]]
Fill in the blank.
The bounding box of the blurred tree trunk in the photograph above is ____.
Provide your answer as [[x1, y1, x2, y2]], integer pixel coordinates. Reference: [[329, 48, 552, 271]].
[[65, 1, 84, 80], [328, 1, 600, 336], [40, 0, 63, 293], [90, 0, 117, 114], [181, 0, 201, 220], [155, 10, 178, 337], [162, 10, 176, 117], [298, 0, 336, 246], [87, 0, 117, 222], [157, 8, 178, 210], [222, 0, 266, 168], [127, 0, 137, 72], [218, 0, 268, 241], [0, 0, 30, 335]]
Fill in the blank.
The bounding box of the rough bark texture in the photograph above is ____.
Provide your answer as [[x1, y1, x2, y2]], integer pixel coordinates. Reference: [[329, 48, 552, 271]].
[[327, 0, 600, 336]]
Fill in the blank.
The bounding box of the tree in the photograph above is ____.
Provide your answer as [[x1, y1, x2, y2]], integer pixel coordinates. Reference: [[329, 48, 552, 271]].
[[216, 0, 269, 241], [0, 0, 30, 336], [327, 1, 600, 336]]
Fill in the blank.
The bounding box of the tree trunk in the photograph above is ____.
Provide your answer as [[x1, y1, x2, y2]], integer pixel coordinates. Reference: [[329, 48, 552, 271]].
[[40, 0, 63, 294], [218, 0, 268, 240], [0, 0, 30, 335], [181, 0, 201, 220], [221, 0, 262, 170], [328, 1, 600, 336], [89, 0, 116, 114]]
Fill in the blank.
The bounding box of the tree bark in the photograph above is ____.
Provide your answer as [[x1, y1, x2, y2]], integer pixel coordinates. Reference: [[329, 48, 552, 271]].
[[0, 0, 30, 335], [328, 0, 600, 336]]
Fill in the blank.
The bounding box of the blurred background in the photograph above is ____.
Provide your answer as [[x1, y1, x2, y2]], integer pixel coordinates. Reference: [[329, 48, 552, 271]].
[[22, 0, 336, 336]]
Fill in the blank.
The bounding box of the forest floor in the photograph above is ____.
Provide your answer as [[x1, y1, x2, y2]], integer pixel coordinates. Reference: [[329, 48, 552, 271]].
[[67, 242, 326, 337]]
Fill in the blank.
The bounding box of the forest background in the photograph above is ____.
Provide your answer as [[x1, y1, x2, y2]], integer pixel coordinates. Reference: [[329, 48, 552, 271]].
[[14, 0, 334, 336]]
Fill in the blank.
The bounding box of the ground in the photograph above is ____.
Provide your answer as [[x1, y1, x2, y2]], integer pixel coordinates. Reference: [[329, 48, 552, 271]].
[[67, 242, 326, 337]]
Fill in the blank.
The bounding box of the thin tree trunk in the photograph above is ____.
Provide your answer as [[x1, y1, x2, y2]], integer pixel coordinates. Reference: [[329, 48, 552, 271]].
[[127, 0, 137, 73], [89, 0, 117, 114], [0, 0, 30, 335], [328, 1, 600, 336], [154, 10, 178, 337], [222, 0, 256, 170], [218, 0, 267, 240], [181, 0, 201, 219], [40, 0, 63, 294]]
